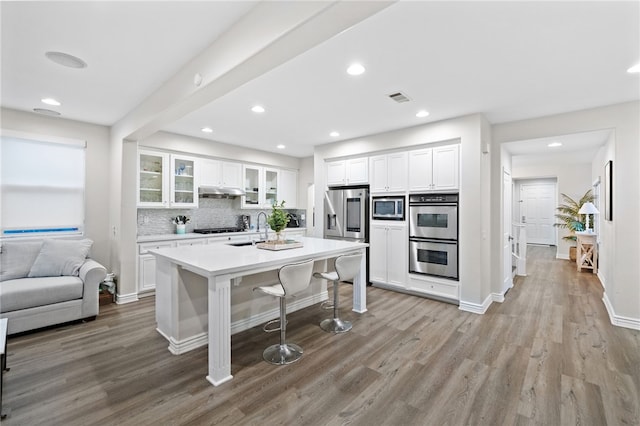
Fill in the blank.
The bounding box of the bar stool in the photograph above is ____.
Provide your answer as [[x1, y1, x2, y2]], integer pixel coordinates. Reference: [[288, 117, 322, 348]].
[[313, 253, 363, 333], [254, 259, 314, 365]]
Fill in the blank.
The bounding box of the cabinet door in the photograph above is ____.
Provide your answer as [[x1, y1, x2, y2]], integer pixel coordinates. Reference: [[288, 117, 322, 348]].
[[369, 224, 388, 284], [387, 224, 407, 286], [221, 162, 242, 187], [138, 150, 168, 207], [170, 155, 198, 207], [369, 155, 388, 193], [138, 255, 158, 293], [432, 145, 459, 190], [326, 160, 346, 186], [264, 168, 279, 207], [278, 169, 298, 208], [347, 157, 368, 184], [387, 152, 408, 192], [408, 148, 433, 191], [242, 165, 261, 207], [199, 158, 222, 186]]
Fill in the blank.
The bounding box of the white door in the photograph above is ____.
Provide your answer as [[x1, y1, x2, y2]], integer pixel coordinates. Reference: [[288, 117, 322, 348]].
[[503, 169, 513, 294], [521, 183, 556, 245]]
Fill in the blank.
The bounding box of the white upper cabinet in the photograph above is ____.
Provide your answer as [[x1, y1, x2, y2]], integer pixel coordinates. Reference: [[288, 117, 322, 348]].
[[369, 152, 408, 193], [326, 157, 368, 186], [409, 144, 459, 192], [138, 150, 197, 208], [278, 169, 298, 209], [199, 159, 242, 188], [241, 166, 297, 209]]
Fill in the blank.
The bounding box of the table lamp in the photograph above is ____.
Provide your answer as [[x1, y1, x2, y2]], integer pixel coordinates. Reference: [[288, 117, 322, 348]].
[[578, 202, 599, 233]]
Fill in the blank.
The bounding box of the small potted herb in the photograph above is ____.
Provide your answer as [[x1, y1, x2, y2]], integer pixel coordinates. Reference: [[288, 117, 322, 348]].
[[267, 200, 289, 242]]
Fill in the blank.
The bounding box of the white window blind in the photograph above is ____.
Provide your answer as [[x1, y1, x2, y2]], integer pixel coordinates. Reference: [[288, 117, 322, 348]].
[[1, 133, 86, 237]]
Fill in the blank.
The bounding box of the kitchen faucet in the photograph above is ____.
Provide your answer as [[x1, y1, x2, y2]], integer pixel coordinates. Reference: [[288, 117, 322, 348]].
[[256, 211, 269, 241]]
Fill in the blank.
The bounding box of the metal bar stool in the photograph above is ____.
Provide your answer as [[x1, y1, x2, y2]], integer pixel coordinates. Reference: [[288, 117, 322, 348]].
[[313, 253, 363, 333], [253, 259, 314, 365]]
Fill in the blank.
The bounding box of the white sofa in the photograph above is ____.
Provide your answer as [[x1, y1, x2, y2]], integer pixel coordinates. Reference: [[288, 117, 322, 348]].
[[0, 238, 107, 335]]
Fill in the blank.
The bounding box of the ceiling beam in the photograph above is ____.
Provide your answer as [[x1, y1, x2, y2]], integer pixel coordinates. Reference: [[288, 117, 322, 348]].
[[114, 0, 395, 142]]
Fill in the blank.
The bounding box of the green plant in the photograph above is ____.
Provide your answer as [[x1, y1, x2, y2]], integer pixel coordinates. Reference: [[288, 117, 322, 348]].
[[554, 190, 595, 242], [267, 200, 289, 233]]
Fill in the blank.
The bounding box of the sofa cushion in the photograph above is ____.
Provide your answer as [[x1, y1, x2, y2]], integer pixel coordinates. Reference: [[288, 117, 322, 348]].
[[0, 240, 44, 282], [28, 239, 93, 278], [0, 276, 84, 313]]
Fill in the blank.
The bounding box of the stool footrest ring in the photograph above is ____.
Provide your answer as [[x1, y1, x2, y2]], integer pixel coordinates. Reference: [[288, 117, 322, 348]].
[[263, 318, 285, 333]]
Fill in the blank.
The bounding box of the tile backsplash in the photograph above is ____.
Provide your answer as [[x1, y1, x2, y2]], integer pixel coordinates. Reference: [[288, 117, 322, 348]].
[[137, 198, 306, 235]]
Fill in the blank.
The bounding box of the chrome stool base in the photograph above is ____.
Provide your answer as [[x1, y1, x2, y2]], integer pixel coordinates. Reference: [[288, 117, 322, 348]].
[[263, 343, 304, 365], [320, 317, 352, 333]]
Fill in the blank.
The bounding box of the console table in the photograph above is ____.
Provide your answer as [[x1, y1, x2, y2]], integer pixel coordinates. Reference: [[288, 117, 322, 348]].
[[576, 232, 597, 274]]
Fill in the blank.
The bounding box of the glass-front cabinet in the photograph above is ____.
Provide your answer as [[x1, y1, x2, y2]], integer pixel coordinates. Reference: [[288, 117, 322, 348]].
[[264, 168, 279, 207], [242, 165, 280, 208], [138, 150, 168, 207], [137, 150, 197, 208], [170, 156, 197, 207]]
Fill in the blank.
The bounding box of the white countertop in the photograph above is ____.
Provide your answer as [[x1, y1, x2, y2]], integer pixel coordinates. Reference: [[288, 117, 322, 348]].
[[149, 236, 366, 277], [137, 228, 306, 243]]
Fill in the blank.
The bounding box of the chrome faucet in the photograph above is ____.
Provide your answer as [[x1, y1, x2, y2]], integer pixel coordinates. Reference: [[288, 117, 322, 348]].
[[256, 211, 269, 241]]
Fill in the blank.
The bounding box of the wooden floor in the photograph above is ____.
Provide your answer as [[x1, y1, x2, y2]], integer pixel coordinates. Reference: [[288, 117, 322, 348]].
[[3, 246, 639, 425]]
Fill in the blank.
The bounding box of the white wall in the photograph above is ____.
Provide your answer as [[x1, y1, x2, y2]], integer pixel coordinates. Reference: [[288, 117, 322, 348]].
[[512, 161, 591, 258], [592, 132, 615, 293], [1, 108, 111, 267], [314, 114, 492, 310], [493, 101, 640, 329]]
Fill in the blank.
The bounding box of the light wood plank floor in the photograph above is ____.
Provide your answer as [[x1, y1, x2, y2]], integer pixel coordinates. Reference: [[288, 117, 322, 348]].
[[3, 246, 639, 425]]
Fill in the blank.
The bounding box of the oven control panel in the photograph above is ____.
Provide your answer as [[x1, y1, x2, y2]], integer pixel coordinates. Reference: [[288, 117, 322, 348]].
[[409, 193, 458, 204]]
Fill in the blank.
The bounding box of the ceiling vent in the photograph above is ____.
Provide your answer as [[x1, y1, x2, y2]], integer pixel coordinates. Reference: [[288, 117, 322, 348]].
[[388, 92, 411, 103]]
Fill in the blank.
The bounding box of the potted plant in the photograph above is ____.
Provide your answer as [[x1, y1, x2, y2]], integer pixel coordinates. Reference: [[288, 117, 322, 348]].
[[554, 189, 594, 261], [267, 200, 289, 242]]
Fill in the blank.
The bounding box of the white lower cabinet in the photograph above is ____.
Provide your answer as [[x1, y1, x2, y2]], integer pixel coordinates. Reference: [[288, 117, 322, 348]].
[[407, 274, 459, 301], [369, 223, 407, 288], [138, 241, 173, 294]]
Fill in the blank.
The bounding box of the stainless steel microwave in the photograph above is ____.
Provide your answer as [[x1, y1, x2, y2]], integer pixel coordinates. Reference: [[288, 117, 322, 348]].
[[372, 196, 405, 221]]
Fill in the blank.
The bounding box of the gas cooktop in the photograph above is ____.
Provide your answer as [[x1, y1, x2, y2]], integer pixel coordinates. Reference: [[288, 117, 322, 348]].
[[193, 227, 245, 234]]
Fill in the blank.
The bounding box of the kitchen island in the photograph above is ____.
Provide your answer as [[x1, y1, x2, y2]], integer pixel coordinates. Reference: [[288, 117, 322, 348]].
[[149, 236, 368, 386]]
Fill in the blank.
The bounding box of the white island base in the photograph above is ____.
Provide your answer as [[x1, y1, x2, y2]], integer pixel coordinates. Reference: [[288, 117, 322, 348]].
[[150, 237, 368, 386]]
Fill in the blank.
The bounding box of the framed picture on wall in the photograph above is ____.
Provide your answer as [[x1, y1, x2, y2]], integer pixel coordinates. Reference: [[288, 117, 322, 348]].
[[604, 160, 612, 221]]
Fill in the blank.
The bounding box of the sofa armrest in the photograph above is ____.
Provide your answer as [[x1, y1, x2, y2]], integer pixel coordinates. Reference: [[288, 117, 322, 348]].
[[79, 259, 107, 316]]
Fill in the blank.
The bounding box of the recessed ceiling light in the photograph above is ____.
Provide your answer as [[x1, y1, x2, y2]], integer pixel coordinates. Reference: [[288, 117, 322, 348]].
[[346, 63, 365, 76], [251, 105, 265, 113], [41, 98, 61, 106], [548, 142, 563, 148], [277, 144, 285, 149], [33, 108, 61, 116], [416, 110, 430, 118], [201, 127, 213, 133], [627, 63, 640, 73], [330, 131, 340, 137], [45, 51, 87, 69]]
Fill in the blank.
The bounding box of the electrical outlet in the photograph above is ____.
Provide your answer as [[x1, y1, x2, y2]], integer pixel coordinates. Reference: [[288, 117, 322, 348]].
[[143, 215, 149, 224]]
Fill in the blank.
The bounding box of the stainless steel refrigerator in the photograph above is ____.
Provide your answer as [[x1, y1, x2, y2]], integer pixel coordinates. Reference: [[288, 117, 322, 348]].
[[324, 186, 370, 283], [324, 186, 369, 243]]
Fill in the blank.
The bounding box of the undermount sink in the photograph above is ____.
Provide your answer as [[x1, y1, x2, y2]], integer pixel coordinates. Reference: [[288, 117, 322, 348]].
[[227, 240, 265, 247]]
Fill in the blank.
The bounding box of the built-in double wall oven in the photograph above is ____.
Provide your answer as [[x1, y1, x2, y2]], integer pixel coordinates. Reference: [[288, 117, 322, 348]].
[[409, 193, 459, 280]]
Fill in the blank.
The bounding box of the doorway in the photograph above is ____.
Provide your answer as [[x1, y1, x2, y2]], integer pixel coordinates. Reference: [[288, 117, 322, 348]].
[[515, 178, 557, 246]]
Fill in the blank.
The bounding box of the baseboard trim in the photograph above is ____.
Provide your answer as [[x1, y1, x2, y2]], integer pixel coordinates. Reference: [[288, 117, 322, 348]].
[[116, 292, 139, 305], [459, 294, 492, 314], [230, 291, 328, 335], [556, 253, 570, 260], [162, 291, 329, 354], [491, 292, 505, 303], [602, 293, 640, 331]]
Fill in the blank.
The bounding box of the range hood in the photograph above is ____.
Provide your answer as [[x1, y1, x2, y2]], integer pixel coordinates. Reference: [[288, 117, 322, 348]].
[[198, 186, 245, 198]]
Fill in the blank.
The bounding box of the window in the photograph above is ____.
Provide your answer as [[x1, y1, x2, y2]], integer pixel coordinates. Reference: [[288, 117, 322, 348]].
[[1, 131, 86, 238]]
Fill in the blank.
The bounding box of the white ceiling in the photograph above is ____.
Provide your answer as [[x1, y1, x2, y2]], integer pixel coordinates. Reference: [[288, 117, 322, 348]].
[[2, 1, 639, 158]]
